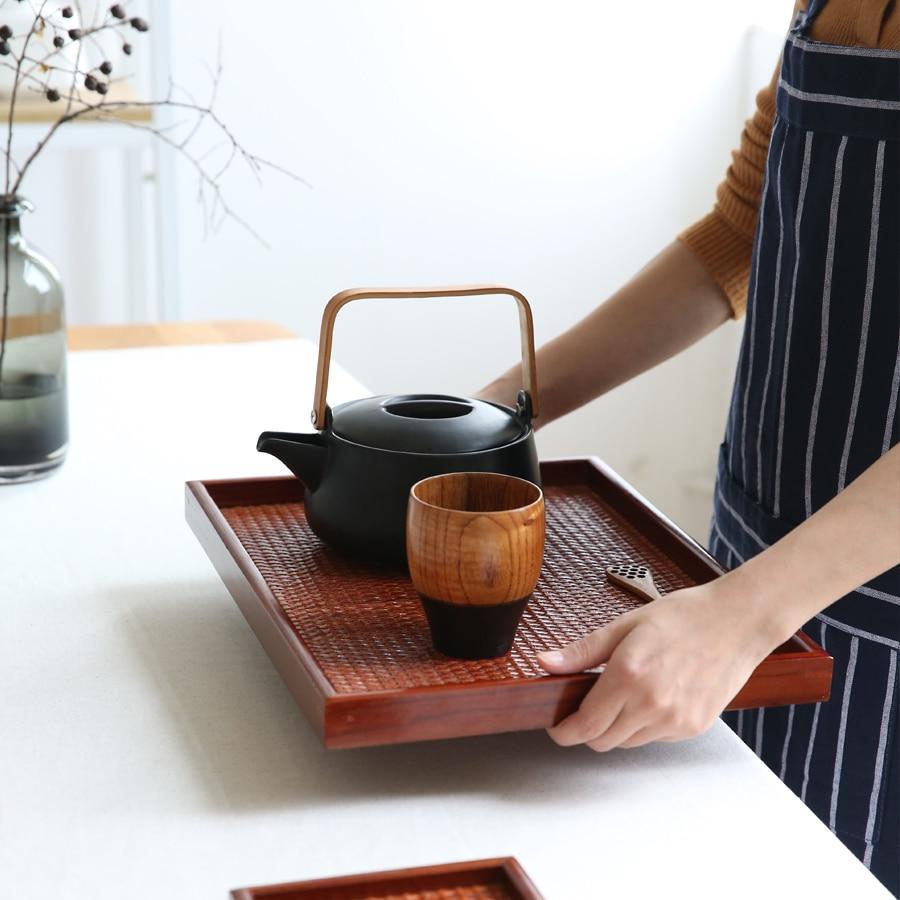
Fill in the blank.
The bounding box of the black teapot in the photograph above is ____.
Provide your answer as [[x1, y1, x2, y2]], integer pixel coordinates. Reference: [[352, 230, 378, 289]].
[[257, 286, 541, 563]]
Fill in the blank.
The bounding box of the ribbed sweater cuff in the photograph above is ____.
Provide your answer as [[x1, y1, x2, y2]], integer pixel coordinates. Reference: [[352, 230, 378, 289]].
[[678, 211, 754, 319]]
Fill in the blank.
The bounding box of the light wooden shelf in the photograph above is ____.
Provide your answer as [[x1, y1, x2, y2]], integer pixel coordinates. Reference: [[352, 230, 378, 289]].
[[2, 80, 151, 124], [68, 320, 296, 351]]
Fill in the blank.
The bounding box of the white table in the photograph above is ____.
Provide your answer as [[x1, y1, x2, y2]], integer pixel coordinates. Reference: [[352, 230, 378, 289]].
[[2, 341, 889, 899]]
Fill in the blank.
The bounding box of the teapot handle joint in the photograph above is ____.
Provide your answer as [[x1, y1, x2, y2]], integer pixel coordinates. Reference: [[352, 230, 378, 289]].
[[515, 389, 533, 425]]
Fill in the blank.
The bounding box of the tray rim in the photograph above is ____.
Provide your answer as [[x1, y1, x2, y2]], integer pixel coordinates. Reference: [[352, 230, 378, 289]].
[[186, 456, 833, 749], [229, 856, 544, 899], [191, 475, 337, 700]]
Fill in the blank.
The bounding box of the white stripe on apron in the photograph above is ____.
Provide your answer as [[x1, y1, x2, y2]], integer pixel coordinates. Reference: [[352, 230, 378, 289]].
[[838, 141, 885, 492], [800, 620, 828, 803], [755, 136, 788, 502], [804, 134, 848, 518], [863, 650, 897, 866], [733, 121, 781, 483], [774, 130, 814, 518], [829, 636, 859, 829]]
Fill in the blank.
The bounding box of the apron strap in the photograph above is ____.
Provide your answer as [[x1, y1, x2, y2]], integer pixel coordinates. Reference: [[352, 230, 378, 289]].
[[795, 0, 829, 34]]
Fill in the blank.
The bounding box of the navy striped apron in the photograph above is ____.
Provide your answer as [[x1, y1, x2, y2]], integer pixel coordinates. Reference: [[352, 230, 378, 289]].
[[709, 1, 900, 892]]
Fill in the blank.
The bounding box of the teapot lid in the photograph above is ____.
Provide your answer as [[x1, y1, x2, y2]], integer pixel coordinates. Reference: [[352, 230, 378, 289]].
[[330, 394, 528, 454]]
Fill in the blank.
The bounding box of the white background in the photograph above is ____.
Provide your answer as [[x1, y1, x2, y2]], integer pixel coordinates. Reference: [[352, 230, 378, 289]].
[[16, 0, 792, 537]]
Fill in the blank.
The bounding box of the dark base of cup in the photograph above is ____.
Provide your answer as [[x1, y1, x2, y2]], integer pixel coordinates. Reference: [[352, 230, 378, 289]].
[[419, 594, 530, 660]]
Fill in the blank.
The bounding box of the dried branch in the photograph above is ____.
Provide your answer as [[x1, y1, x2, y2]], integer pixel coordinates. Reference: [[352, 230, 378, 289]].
[[9, 88, 308, 221], [96, 112, 272, 246], [64, 1, 86, 117], [3, 7, 307, 232], [5, 0, 49, 194], [0, 2, 306, 387]]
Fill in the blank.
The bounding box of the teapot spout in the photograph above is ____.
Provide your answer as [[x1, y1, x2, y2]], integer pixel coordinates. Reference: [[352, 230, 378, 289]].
[[257, 431, 326, 491]]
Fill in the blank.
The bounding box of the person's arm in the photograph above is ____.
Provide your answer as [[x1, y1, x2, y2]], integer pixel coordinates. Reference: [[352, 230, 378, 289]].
[[480, 53, 786, 423], [479, 240, 732, 425], [538, 445, 900, 750]]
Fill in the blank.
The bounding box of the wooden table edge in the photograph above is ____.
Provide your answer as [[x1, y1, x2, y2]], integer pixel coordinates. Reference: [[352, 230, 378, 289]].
[[68, 320, 296, 351]]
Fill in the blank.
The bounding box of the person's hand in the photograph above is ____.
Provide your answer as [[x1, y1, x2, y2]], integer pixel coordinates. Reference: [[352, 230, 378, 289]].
[[537, 581, 779, 750], [473, 373, 522, 413]]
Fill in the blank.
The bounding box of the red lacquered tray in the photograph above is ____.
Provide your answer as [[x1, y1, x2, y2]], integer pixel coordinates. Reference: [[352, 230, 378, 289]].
[[186, 458, 832, 749], [231, 858, 544, 900]]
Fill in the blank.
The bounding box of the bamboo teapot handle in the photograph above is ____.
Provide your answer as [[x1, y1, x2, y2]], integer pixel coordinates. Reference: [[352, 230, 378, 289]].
[[311, 285, 539, 430]]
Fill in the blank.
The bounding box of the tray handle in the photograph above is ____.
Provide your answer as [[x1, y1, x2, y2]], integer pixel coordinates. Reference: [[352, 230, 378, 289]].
[[311, 285, 539, 429]]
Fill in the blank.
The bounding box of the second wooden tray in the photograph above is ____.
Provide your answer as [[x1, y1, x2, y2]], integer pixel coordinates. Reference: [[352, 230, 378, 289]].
[[231, 857, 544, 899], [186, 458, 832, 749]]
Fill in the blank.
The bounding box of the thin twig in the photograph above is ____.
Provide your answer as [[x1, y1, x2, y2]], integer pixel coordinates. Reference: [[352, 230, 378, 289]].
[[6, 1, 50, 194], [0, 216, 10, 395], [64, 4, 85, 117], [93, 112, 272, 247], [1, 1, 49, 390]]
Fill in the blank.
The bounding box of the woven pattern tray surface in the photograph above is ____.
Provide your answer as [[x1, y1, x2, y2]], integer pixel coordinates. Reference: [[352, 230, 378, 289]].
[[223, 485, 688, 692], [230, 858, 544, 900], [186, 458, 832, 748]]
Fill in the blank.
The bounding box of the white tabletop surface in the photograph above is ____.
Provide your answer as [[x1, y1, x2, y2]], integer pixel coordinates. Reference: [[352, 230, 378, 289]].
[[1, 340, 889, 900]]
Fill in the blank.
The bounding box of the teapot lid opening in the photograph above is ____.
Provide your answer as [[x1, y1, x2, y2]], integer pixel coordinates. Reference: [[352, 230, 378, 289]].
[[382, 398, 473, 420], [331, 394, 528, 454]]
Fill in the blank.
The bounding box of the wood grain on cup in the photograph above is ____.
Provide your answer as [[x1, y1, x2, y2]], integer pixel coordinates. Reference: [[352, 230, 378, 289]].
[[406, 472, 544, 606]]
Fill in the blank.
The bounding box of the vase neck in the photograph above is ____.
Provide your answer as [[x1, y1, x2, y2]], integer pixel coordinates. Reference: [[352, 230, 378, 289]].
[[0, 197, 32, 241]]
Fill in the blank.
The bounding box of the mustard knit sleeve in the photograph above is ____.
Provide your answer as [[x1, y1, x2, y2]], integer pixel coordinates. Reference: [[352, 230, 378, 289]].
[[678, 63, 780, 318]]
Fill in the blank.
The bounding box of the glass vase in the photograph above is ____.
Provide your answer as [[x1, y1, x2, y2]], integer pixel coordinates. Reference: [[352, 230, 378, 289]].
[[0, 197, 68, 483]]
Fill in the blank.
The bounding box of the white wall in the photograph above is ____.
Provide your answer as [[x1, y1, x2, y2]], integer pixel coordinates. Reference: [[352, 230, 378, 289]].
[[30, 1, 792, 539], [164, 1, 789, 539]]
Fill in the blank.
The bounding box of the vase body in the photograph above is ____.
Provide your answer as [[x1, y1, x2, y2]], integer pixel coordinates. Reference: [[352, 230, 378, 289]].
[[0, 198, 68, 483]]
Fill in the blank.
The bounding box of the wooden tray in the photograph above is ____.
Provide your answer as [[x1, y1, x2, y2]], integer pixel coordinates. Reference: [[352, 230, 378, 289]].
[[230, 858, 544, 899], [186, 458, 832, 749]]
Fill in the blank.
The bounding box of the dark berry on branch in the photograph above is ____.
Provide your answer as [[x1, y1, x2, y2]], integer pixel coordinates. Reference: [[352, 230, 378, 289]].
[[0, 25, 12, 40], [122, 42, 132, 55], [53, 35, 65, 48], [46, 88, 61, 102], [0, 42, 10, 56], [62, 6, 74, 17], [130, 17, 149, 32], [96, 82, 108, 95], [68, 28, 82, 40], [110, 4, 126, 18], [84, 73, 98, 90], [99, 60, 112, 75]]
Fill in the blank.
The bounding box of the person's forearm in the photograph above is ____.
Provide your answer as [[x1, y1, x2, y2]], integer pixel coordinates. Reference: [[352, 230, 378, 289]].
[[479, 240, 733, 425], [717, 445, 900, 649]]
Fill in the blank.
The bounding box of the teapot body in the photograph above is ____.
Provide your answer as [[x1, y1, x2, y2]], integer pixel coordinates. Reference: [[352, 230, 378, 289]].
[[303, 429, 540, 564], [259, 284, 544, 563]]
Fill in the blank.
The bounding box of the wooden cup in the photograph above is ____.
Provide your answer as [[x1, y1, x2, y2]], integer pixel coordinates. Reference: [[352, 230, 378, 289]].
[[406, 472, 545, 659]]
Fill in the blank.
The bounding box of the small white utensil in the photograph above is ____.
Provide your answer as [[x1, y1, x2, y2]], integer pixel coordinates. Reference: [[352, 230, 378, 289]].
[[606, 563, 663, 603]]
